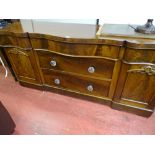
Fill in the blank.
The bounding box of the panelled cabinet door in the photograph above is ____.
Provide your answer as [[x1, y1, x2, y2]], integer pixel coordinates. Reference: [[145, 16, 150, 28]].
[[5, 48, 42, 85], [113, 62, 155, 109]]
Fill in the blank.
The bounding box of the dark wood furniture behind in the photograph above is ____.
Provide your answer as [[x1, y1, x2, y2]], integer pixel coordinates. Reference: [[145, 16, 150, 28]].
[[0, 22, 155, 117], [0, 101, 15, 135]]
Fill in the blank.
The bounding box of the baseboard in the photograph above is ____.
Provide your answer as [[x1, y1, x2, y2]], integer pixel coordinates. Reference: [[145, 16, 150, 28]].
[[45, 85, 112, 106], [112, 101, 154, 117], [19, 81, 111, 106], [19, 81, 44, 91]]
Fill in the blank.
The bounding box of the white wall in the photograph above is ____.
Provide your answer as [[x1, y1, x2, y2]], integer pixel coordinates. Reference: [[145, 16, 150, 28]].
[[32, 19, 97, 24], [20, 19, 97, 38], [20, 20, 33, 32], [31, 18, 155, 25]]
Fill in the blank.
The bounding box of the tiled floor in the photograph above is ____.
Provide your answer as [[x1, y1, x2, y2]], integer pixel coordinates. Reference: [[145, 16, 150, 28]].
[[0, 66, 155, 134]]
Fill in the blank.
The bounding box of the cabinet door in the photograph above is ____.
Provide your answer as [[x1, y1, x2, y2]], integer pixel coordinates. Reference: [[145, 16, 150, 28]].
[[113, 61, 155, 109], [5, 48, 42, 85]]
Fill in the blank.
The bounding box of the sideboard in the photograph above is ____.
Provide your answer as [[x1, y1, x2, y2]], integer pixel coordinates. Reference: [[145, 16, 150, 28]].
[[0, 22, 155, 117]]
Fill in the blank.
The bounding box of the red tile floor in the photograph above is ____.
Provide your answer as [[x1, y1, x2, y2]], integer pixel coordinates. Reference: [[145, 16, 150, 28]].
[[0, 66, 155, 134]]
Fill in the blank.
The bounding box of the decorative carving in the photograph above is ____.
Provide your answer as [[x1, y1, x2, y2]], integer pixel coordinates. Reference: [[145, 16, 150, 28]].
[[127, 66, 155, 75], [8, 48, 28, 56]]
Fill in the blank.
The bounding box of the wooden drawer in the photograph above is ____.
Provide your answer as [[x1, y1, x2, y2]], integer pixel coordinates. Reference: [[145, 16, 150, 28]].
[[0, 33, 31, 48], [124, 48, 155, 63], [0, 35, 17, 46], [42, 69, 111, 98], [30, 35, 121, 59], [37, 50, 115, 80]]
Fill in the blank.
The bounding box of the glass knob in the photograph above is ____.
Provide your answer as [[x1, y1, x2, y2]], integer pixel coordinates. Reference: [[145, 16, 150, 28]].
[[54, 78, 60, 85], [88, 66, 95, 73], [87, 85, 93, 92], [50, 60, 57, 67]]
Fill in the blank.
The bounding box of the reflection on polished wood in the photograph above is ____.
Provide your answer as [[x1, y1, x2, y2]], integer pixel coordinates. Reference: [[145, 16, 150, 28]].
[[0, 21, 155, 117]]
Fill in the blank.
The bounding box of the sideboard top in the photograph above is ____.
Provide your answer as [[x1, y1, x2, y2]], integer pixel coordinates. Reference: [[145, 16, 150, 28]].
[[1, 21, 155, 48]]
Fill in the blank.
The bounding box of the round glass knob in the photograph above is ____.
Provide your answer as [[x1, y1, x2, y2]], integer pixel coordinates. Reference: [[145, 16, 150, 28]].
[[50, 60, 57, 67], [88, 66, 95, 73], [87, 85, 93, 92], [54, 78, 60, 85]]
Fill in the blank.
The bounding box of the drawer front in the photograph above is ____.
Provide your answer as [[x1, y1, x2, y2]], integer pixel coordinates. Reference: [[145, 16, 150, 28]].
[[124, 48, 155, 63], [0, 35, 16, 46], [30, 37, 121, 59], [37, 50, 115, 79], [42, 69, 111, 98]]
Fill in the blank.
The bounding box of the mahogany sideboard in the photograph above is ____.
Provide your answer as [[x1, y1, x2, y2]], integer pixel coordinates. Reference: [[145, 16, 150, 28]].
[[0, 22, 155, 117]]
